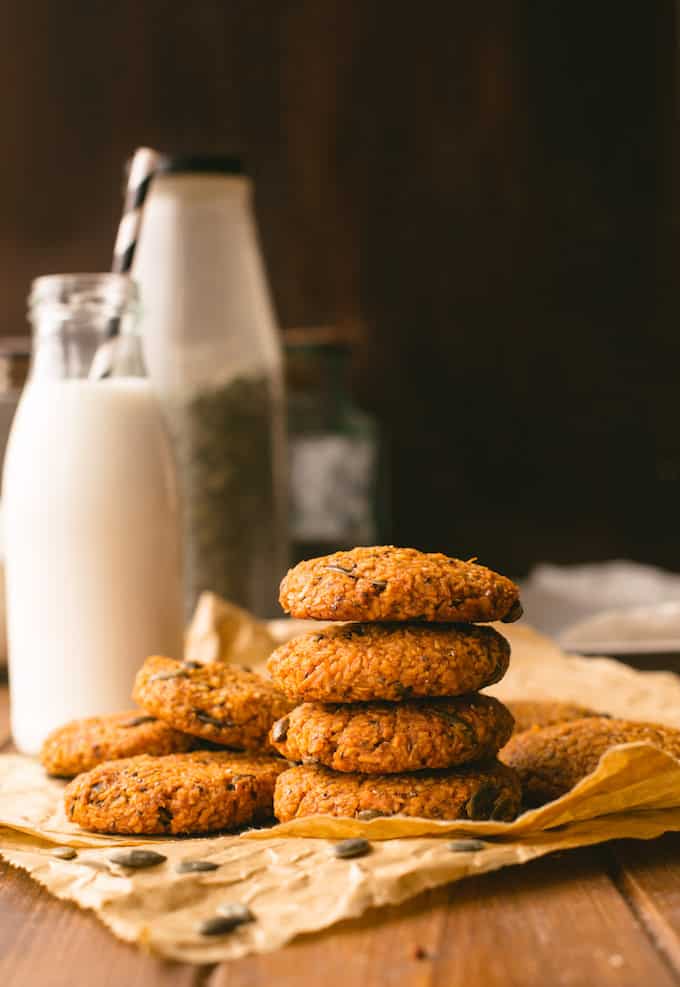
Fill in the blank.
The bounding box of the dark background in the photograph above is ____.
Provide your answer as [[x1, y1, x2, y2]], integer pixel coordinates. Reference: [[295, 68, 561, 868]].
[[1, 2, 677, 578]]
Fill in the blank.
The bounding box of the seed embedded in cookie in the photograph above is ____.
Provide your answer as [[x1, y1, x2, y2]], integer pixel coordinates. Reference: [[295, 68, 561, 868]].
[[40, 710, 197, 777], [64, 751, 289, 835], [267, 621, 510, 703], [278, 546, 521, 623], [500, 717, 680, 803], [270, 695, 515, 774], [274, 760, 521, 823], [133, 656, 293, 751]]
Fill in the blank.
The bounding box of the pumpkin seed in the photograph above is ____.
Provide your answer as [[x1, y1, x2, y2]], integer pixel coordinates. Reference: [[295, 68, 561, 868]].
[[465, 784, 498, 820], [199, 904, 253, 936], [324, 564, 358, 578], [447, 839, 487, 852], [109, 849, 167, 869], [333, 838, 371, 859], [500, 599, 523, 623], [176, 859, 220, 874], [149, 669, 188, 682], [51, 847, 77, 860], [121, 715, 156, 728], [355, 809, 385, 821], [271, 717, 289, 743], [194, 709, 233, 729]]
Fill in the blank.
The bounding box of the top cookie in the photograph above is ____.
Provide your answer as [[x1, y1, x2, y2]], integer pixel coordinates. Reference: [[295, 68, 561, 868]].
[[279, 546, 521, 623]]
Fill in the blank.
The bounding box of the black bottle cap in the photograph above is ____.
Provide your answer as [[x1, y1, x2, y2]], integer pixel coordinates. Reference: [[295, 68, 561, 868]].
[[155, 154, 245, 176]]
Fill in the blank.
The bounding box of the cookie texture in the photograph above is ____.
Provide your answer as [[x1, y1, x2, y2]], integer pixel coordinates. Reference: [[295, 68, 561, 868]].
[[274, 760, 521, 822], [501, 717, 680, 803], [65, 751, 289, 834], [133, 656, 293, 750], [267, 622, 510, 702], [505, 699, 604, 736], [270, 695, 514, 773], [279, 546, 521, 623], [41, 711, 196, 777]]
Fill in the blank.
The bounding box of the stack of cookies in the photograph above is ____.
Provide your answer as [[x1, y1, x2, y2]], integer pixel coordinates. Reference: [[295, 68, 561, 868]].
[[267, 546, 524, 823]]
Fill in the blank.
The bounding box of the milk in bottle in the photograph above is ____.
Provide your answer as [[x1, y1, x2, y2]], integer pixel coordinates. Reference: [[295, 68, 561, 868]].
[[3, 274, 184, 754]]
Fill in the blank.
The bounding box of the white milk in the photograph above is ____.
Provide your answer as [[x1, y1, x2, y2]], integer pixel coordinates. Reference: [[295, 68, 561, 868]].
[[3, 377, 184, 754]]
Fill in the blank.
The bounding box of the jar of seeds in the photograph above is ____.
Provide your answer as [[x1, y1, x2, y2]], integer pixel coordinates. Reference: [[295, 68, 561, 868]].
[[132, 155, 289, 618]]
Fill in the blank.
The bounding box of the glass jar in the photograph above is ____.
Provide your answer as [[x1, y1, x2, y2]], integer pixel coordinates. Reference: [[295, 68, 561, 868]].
[[285, 328, 385, 564], [133, 155, 288, 618], [3, 274, 184, 753]]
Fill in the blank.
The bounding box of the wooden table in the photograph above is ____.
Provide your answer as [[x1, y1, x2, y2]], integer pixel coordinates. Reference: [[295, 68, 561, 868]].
[[2, 683, 680, 987]]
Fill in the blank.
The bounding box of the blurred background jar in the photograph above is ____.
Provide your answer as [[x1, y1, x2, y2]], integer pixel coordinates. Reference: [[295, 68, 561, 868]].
[[284, 327, 387, 565], [133, 155, 289, 618]]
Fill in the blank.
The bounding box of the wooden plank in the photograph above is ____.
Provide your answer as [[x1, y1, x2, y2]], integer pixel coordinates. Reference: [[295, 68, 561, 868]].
[[211, 847, 678, 987], [0, 860, 200, 987], [610, 833, 680, 974]]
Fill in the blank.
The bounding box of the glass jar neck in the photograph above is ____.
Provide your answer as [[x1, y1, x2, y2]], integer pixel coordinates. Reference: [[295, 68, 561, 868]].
[[27, 274, 145, 381]]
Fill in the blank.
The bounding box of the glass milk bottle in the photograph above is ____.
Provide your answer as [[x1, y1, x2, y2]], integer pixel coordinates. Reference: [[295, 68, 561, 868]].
[[3, 274, 184, 754], [133, 155, 288, 618]]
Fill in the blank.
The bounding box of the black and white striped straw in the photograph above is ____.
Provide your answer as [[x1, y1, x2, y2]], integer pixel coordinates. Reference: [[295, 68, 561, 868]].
[[90, 147, 159, 379], [112, 146, 160, 274]]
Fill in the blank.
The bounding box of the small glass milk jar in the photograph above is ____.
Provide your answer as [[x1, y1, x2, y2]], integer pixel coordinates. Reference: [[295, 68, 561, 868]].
[[3, 274, 184, 754]]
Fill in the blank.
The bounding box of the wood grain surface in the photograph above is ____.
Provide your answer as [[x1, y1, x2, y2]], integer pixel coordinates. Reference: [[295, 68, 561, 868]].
[[1, 685, 680, 985]]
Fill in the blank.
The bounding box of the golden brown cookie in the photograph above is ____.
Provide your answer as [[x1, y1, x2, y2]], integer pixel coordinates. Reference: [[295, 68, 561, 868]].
[[501, 717, 680, 804], [133, 656, 293, 751], [274, 760, 521, 822], [267, 622, 510, 702], [505, 699, 604, 735], [279, 546, 521, 623], [64, 751, 289, 834], [270, 695, 514, 773], [40, 710, 196, 778]]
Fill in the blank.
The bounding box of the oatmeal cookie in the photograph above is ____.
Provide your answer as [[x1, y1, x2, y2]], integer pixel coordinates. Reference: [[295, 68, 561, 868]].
[[279, 546, 521, 623], [64, 751, 289, 835], [270, 695, 514, 773], [267, 622, 510, 702], [501, 717, 680, 803], [133, 656, 293, 750], [506, 699, 604, 736], [274, 760, 521, 822], [41, 710, 196, 778]]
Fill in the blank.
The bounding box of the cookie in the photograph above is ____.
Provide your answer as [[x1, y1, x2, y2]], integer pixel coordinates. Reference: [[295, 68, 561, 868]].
[[64, 751, 289, 835], [270, 695, 514, 773], [41, 710, 196, 778], [279, 546, 521, 623], [505, 699, 604, 736], [133, 656, 293, 750], [274, 760, 521, 822], [267, 622, 510, 703], [501, 717, 680, 803]]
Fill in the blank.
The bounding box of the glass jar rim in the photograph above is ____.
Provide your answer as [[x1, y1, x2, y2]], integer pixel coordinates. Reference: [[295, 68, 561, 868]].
[[28, 273, 139, 326]]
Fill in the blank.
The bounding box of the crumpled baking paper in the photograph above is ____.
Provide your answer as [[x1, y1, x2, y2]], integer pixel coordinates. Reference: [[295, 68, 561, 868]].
[[0, 622, 679, 962], [184, 592, 277, 669]]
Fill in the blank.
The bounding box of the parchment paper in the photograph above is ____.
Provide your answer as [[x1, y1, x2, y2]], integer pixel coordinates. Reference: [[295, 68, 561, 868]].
[[0, 622, 679, 963]]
